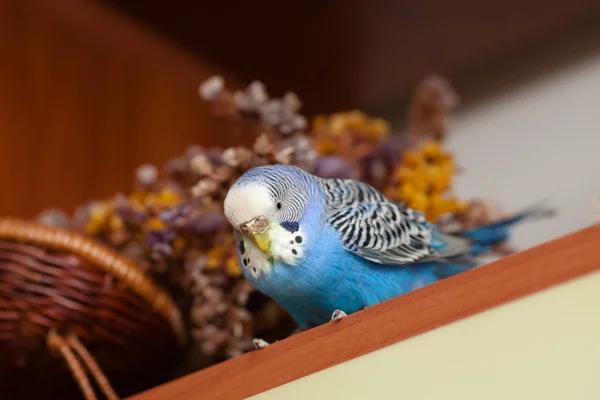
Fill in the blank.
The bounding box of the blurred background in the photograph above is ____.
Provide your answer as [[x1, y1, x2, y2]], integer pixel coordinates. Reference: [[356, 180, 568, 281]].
[[2, 0, 600, 242], [2, 2, 600, 399]]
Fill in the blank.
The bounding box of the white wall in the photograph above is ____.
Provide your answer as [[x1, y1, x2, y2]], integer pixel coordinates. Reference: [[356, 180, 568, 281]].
[[425, 27, 600, 250]]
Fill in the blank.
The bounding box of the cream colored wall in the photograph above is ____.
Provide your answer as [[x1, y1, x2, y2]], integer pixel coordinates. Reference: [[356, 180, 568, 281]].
[[252, 271, 600, 400], [446, 25, 600, 251]]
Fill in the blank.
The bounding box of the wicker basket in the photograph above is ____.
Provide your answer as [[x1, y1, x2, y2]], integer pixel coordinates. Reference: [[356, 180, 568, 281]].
[[0, 218, 186, 400]]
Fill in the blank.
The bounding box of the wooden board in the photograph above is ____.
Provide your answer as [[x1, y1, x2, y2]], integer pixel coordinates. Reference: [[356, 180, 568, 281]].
[[0, 0, 243, 218], [129, 224, 600, 399]]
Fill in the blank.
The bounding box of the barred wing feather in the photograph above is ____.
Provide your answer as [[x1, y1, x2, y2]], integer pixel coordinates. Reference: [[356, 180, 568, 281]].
[[318, 177, 469, 265]]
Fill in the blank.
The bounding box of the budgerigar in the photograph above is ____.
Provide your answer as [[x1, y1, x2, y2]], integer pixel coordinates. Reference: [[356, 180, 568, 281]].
[[224, 164, 551, 336]]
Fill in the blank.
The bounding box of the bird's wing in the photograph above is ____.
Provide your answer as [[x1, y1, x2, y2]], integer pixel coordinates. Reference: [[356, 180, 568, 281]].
[[318, 177, 470, 265]]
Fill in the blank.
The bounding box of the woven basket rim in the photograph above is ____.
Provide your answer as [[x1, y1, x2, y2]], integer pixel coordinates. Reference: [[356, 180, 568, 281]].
[[0, 217, 186, 346]]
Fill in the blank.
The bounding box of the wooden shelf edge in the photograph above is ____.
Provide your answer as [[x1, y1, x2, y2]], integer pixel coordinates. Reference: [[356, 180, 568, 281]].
[[129, 224, 600, 400]]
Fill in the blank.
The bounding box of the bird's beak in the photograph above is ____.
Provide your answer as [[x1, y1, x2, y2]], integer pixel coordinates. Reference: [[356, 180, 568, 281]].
[[240, 216, 271, 254]]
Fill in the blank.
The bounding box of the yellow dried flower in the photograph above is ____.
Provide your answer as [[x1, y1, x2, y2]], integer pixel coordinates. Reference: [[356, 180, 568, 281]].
[[421, 140, 442, 161], [226, 256, 243, 277], [108, 214, 124, 231], [134, 188, 181, 210], [393, 167, 415, 182], [173, 237, 187, 251], [206, 247, 225, 269], [153, 188, 182, 207], [315, 139, 339, 155], [312, 111, 390, 159], [429, 193, 446, 216], [398, 183, 417, 200], [128, 190, 148, 208], [386, 140, 467, 221], [205, 244, 243, 277], [146, 217, 166, 230], [409, 192, 429, 211], [402, 151, 423, 169], [84, 202, 111, 235]]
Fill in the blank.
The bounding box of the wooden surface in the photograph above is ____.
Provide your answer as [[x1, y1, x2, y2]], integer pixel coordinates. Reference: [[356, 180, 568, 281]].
[[0, 0, 242, 218], [103, 0, 600, 114], [129, 224, 600, 399]]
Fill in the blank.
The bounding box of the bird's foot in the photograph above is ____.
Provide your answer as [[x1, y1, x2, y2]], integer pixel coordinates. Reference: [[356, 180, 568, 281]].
[[253, 338, 270, 349], [331, 309, 347, 322]]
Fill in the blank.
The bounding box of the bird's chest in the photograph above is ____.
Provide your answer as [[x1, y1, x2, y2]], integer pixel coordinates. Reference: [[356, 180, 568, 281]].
[[260, 234, 441, 328], [256, 225, 371, 326]]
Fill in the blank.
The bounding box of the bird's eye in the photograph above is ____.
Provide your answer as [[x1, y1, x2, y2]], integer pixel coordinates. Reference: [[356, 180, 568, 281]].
[[276, 202, 282, 210]]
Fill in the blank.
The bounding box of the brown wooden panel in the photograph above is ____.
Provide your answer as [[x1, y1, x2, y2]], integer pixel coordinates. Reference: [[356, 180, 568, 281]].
[[102, 0, 600, 114], [0, 0, 242, 218], [128, 224, 600, 399]]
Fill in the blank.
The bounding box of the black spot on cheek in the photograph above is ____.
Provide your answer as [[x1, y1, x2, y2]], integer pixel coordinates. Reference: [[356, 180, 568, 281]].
[[281, 221, 300, 233], [291, 249, 297, 255], [243, 258, 248, 266], [238, 240, 245, 254], [295, 236, 302, 243], [253, 267, 257, 273]]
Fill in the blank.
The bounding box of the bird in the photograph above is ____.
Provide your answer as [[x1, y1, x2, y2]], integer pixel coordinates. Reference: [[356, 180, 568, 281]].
[[223, 164, 553, 344]]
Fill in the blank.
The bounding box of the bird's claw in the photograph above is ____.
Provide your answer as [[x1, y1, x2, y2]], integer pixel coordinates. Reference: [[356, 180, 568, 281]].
[[253, 338, 270, 349], [331, 309, 347, 321]]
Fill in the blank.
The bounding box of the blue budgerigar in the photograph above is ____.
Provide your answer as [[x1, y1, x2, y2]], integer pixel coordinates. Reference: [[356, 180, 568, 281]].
[[224, 164, 551, 334]]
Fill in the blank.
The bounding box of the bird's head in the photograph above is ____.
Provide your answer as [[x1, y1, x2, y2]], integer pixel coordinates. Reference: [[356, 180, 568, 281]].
[[224, 165, 313, 271]]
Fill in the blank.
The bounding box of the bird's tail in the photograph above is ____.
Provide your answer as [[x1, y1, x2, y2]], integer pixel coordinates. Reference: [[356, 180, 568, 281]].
[[461, 201, 555, 256], [432, 202, 555, 279]]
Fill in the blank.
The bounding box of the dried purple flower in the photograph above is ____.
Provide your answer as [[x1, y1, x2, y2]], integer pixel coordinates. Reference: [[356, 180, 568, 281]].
[[135, 164, 159, 189], [211, 166, 234, 183], [274, 146, 295, 164], [357, 135, 409, 189], [73, 201, 103, 229], [191, 179, 219, 198], [257, 92, 306, 135], [164, 157, 190, 182], [221, 147, 253, 168], [246, 81, 268, 108], [204, 148, 228, 168], [36, 209, 71, 228], [145, 229, 176, 260], [313, 155, 358, 179], [280, 134, 318, 172], [190, 154, 213, 176], [282, 92, 301, 113], [179, 213, 228, 236], [232, 90, 251, 111], [114, 201, 147, 226], [232, 80, 269, 113], [408, 74, 459, 142], [198, 76, 224, 101], [253, 133, 275, 156], [158, 205, 188, 226], [377, 135, 409, 170], [120, 242, 147, 263], [259, 100, 283, 126], [201, 76, 307, 137], [185, 145, 206, 159]]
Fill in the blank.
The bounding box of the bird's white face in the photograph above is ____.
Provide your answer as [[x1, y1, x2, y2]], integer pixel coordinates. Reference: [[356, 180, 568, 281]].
[[223, 184, 275, 229], [224, 182, 307, 278]]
